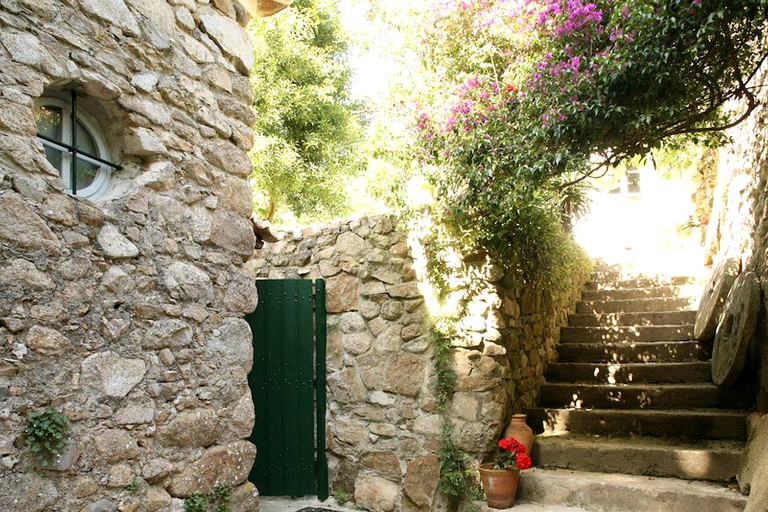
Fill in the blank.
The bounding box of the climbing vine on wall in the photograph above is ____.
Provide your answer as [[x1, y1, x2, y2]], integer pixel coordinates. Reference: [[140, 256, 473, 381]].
[[432, 319, 458, 411], [416, 204, 590, 509], [431, 320, 481, 510]]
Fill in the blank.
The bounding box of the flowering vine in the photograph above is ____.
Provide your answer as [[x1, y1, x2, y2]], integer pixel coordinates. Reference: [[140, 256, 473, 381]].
[[412, 0, 768, 281]]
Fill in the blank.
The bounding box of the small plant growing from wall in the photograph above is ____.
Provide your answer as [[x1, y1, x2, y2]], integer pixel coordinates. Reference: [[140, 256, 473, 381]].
[[124, 478, 139, 492], [429, 318, 481, 511], [24, 407, 68, 469], [332, 488, 351, 506], [184, 493, 208, 512], [184, 483, 232, 512], [210, 483, 232, 512]]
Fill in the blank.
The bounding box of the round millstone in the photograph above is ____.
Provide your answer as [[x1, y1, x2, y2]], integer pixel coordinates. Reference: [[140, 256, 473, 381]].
[[694, 255, 741, 342], [711, 271, 760, 387]]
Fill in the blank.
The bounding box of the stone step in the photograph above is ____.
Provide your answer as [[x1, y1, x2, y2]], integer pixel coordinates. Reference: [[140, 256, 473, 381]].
[[538, 383, 754, 410], [581, 286, 686, 301], [527, 408, 749, 440], [585, 275, 699, 291], [516, 468, 747, 512], [591, 267, 668, 279], [591, 269, 701, 282], [546, 361, 712, 383], [576, 297, 696, 314], [567, 310, 696, 327], [532, 434, 744, 482], [560, 325, 694, 343], [474, 500, 590, 512], [556, 341, 709, 363]]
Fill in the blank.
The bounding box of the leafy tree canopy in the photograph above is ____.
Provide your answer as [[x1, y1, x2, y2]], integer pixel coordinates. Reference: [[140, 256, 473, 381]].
[[249, 0, 365, 223], [418, 0, 768, 180], [406, 0, 768, 276]]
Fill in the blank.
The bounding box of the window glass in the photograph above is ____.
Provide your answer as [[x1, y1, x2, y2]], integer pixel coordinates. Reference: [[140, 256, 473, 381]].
[[75, 158, 99, 191], [36, 105, 65, 172], [34, 96, 114, 200], [73, 121, 99, 191], [35, 105, 62, 140], [44, 145, 64, 171], [75, 121, 96, 155]]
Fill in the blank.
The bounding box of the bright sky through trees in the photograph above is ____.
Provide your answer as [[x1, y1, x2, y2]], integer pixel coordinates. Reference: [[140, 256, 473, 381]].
[[338, 1, 396, 101]]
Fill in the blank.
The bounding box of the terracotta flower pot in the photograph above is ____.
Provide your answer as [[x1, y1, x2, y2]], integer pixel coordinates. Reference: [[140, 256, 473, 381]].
[[504, 414, 534, 455], [479, 463, 521, 509]]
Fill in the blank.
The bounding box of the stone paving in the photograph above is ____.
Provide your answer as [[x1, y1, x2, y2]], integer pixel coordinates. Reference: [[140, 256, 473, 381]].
[[258, 496, 590, 511]]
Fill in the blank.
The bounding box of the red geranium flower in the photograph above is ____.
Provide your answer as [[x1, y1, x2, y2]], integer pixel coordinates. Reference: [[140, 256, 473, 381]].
[[492, 436, 531, 470], [516, 453, 532, 470]]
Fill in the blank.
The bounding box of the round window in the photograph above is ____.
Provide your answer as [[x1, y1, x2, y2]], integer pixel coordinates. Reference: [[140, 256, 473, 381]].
[[35, 95, 114, 200]]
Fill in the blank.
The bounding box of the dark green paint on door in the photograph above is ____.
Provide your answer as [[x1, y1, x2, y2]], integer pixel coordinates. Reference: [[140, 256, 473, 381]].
[[246, 279, 328, 499]]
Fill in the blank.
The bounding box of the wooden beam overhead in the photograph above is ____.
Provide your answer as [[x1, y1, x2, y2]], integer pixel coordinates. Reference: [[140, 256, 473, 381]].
[[239, 0, 293, 18]]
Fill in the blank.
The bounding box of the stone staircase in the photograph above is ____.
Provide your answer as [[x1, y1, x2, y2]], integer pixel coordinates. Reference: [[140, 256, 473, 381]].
[[518, 264, 753, 511]]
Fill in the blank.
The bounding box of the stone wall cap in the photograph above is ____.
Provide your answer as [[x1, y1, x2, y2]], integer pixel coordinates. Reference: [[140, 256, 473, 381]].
[[251, 216, 282, 243], [239, 0, 293, 18]]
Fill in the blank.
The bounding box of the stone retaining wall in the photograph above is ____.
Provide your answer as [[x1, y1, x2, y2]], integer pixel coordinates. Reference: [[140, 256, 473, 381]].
[[705, 67, 768, 412], [0, 1, 261, 510], [703, 65, 768, 512], [251, 214, 588, 511]]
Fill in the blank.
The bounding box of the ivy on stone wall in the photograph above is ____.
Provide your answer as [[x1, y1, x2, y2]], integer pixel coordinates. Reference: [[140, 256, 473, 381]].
[[412, 193, 592, 510], [438, 424, 481, 511], [432, 317, 480, 508], [183, 483, 232, 512], [432, 319, 457, 411]]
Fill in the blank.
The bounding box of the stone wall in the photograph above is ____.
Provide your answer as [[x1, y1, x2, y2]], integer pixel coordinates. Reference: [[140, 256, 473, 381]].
[[0, 1, 261, 510], [703, 67, 768, 511], [705, 70, 768, 412], [251, 214, 589, 511]]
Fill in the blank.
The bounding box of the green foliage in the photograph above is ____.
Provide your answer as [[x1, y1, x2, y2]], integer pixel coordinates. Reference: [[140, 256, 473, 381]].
[[184, 494, 208, 512], [124, 478, 139, 492], [420, 179, 590, 292], [211, 483, 232, 512], [430, 315, 478, 509], [183, 483, 231, 512], [249, 0, 366, 223], [355, 0, 768, 257], [583, 0, 768, 159], [431, 318, 457, 411], [439, 424, 480, 511], [394, 0, 768, 287], [24, 407, 67, 468], [335, 1, 441, 214], [554, 174, 593, 233], [419, 0, 768, 176], [332, 488, 351, 506]]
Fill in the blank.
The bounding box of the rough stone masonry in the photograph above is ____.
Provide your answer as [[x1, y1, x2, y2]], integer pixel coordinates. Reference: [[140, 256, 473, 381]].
[[251, 215, 589, 511], [0, 0, 262, 510], [705, 63, 768, 512], [0, 0, 589, 510]]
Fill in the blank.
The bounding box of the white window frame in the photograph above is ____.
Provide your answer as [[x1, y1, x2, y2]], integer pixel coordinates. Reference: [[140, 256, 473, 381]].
[[35, 96, 112, 200]]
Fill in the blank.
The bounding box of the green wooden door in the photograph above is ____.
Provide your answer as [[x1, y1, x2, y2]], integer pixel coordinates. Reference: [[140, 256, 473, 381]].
[[246, 279, 328, 498]]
